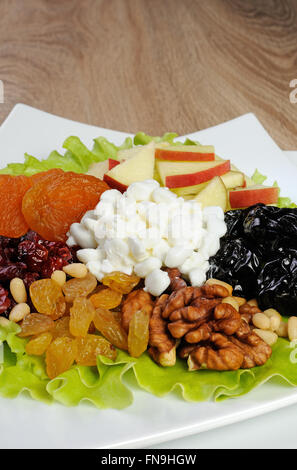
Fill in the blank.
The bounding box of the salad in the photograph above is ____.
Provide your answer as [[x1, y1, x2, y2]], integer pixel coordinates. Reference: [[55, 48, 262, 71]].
[[0, 131, 297, 410]]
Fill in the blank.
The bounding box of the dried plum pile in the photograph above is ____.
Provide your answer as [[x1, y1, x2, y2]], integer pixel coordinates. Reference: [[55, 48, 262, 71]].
[[207, 204, 297, 316]]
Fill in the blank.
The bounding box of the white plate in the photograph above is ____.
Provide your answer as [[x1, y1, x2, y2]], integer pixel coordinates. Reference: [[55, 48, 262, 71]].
[[1, 104, 297, 449]]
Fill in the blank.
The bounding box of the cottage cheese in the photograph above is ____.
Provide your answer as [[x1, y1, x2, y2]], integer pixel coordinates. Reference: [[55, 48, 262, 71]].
[[67, 180, 226, 296]]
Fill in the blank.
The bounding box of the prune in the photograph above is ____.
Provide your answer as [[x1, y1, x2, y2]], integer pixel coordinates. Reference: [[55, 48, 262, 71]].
[[257, 248, 297, 316], [207, 204, 297, 315], [208, 237, 262, 299]]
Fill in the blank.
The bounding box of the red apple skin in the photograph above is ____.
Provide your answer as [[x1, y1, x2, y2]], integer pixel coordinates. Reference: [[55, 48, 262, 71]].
[[103, 174, 128, 193], [155, 148, 215, 162], [165, 160, 230, 188], [108, 159, 120, 170], [229, 187, 279, 208]]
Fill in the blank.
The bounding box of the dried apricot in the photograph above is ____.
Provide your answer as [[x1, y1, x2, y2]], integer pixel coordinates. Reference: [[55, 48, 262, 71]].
[[46, 337, 77, 379], [90, 287, 122, 309], [128, 309, 150, 358], [69, 297, 95, 337], [0, 175, 31, 237], [62, 273, 97, 303], [75, 334, 116, 366], [93, 307, 128, 350], [30, 279, 66, 320], [22, 171, 109, 242], [102, 272, 140, 294], [30, 169, 64, 185], [18, 313, 55, 337], [25, 331, 53, 355]]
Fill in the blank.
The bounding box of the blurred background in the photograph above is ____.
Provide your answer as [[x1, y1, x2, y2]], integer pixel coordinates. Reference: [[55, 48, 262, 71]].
[[0, 0, 296, 149]]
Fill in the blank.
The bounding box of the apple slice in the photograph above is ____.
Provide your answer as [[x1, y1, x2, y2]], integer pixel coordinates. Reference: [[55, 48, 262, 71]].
[[87, 159, 120, 179], [229, 185, 279, 208], [117, 146, 141, 161], [193, 176, 228, 211], [155, 144, 215, 162], [221, 171, 245, 189], [104, 142, 155, 192], [156, 159, 230, 188]]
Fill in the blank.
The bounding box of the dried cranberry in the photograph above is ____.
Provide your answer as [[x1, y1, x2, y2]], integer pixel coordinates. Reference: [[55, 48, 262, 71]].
[[18, 240, 48, 272], [23, 272, 40, 289], [0, 285, 11, 314], [40, 257, 64, 278], [0, 263, 27, 281]]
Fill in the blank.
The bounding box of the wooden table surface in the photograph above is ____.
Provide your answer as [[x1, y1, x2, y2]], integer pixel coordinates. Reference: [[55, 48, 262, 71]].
[[0, 0, 296, 149]]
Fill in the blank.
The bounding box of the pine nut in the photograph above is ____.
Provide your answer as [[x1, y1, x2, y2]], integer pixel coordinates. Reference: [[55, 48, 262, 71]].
[[253, 329, 278, 346], [269, 316, 281, 332], [252, 313, 270, 330], [264, 308, 282, 322], [51, 270, 67, 287], [222, 296, 239, 311], [276, 321, 288, 338], [247, 298, 258, 307], [63, 263, 88, 278], [205, 278, 233, 296], [0, 317, 10, 327], [288, 317, 297, 341], [9, 303, 30, 322], [232, 296, 246, 307], [10, 277, 27, 303]]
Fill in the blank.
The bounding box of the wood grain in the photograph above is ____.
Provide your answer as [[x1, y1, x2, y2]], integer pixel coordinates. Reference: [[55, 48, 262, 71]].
[[0, 0, 296, 149]]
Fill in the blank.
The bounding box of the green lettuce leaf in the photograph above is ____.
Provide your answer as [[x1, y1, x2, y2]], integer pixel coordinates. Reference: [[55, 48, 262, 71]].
[[0, 135, 133, 176], [1, 320, 297, 409], [133, 132, 179, 146]]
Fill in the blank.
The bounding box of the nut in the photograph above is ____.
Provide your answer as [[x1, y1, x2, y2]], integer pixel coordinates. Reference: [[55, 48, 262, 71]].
[[0, 317, 10, 327], [252, 313, 270, 330], [10, 277, 27, 303], [9, 303, 30, 322], [247, 298, 258, 307], [232, 296, 246, 307], [276, 321, 288, 338], [63, 263, 88, 278], [222, 296, 239, 311], [253, 328, 278, 346], [205, 278, 233, 296], [288, 317, 297, 341], [51, 270, 67, 287]]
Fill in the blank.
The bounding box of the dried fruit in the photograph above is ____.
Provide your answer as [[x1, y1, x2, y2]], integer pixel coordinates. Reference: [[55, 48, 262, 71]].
[[69, 297, 95, 337], [30, 169, 64, 185], [46, 337, 77, 379], [75, 334, 116, 365], [0, 175, 31, 238], [128, 309, 150, 358], [22, 172, 109, 242], [102, 272, 140, 294], [90, 288, 122, 309], [62, 273, 97, 303], [0, 285, 11, 314], [18, 313, 55, 337], [52, 316, 72, 339], [93, 308, 128, 350], [29, 279, 66, 320], [25, 331, 53, 355]]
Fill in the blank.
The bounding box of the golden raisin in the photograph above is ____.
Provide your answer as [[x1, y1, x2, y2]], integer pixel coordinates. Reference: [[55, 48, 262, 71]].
[[25, 331, 53, 356], [29, 279, 66, 320], [75, 334, 116, 366], [93, 308, 128, 350], [62, 273, 97, 303], [52, 317, 72, 339], [90, 288, 122, 309], [128, 309, 150, 358], [102, 272, 140, 294], [46, 337, 78, 379], [18, 313, 55, 338], [69, 297, 95, 337]]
